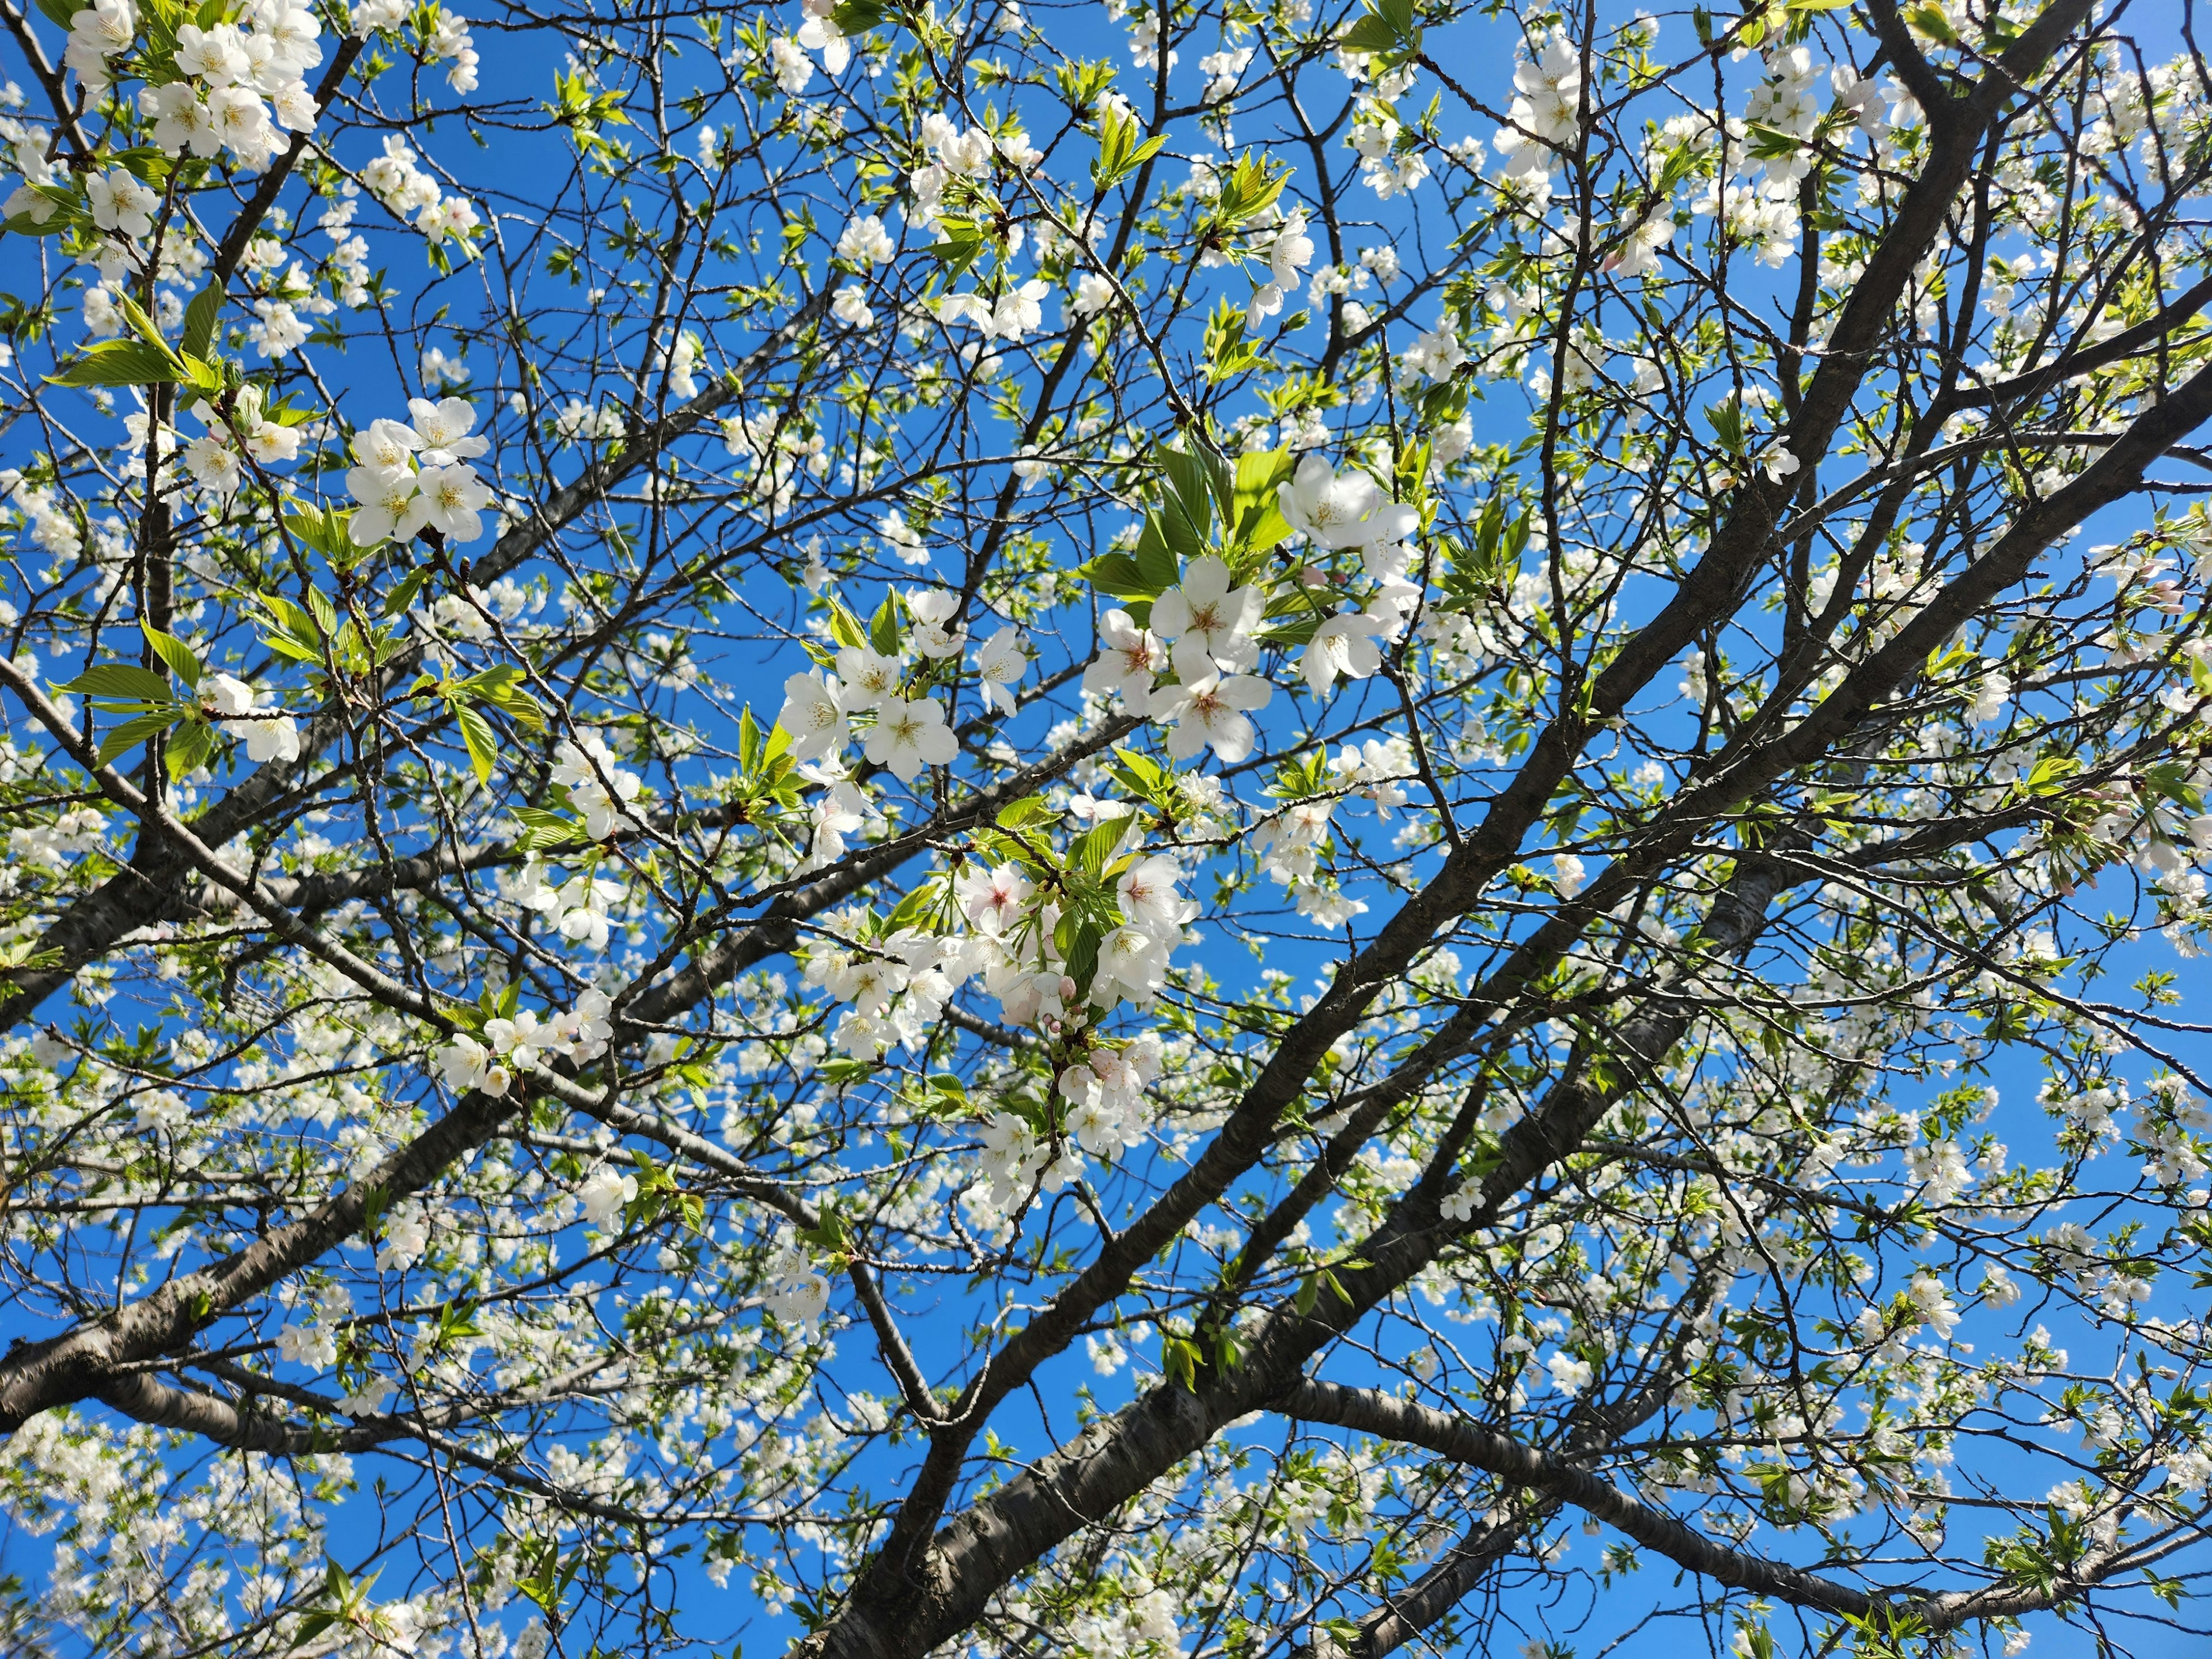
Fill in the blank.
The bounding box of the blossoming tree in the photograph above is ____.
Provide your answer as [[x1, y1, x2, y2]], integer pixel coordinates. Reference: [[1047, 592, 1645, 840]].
[[1, 0, 2211, 1652]]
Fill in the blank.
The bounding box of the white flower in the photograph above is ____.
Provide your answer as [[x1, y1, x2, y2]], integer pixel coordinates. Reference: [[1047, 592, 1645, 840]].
[[906, 587, 966, 657], [833, 1009, 884, 1058], [977, 1111, 1043, 1200], [1301, 605, 1389, 695], [435, 1032, 512, 1097], [346, 465, 417, 546], [878, 507, 929, 566], [550, 736, 643, 839], [1969, 669, 2011, 726], [277, 1322, 339, 1369], [183, 434, 242, 495], [764, 1241, 832, 1327], [768, 33, 813, 92], [377, 1203, 429, 1270], [209, 84, 283, 166], [237, 710, 300, 764], [863, 695, 956, 781], [1082, 609, 1168, 700], [353, 416, 422, 470], [1547, 1350, 1593, 1394], [836, 212, 896, 265], [990, 278, 1050, 342], [1148, 671, 1273, 763], [64, 0, 135, 85], [200, 673, 299, 763], [1494, 30, 1582, 177], [406, 396, 487, 465], [339, 1376, 398, 1416], [974, 625, 1027, 715], [172, 20, 243, 80], [1116, 854, 1194, 934], [836, 645, 903, 709], [1092, 923, 1169, 1005], [1149, 554, 1261, 681], [397, 464, 492, 543], [146, 82, 221, 157], [935, 291, 993, 331], [1268, 210, 1314, 287], [1908, 1271, 1960, 1338], [777, 670, 847, 759], [483, 1011, 546, 1067], [1073, 272, 1116, 317], [957, 862, 1032, 933], [85, 168, 158, 238], [244, 418, 300, 465], [544, 988, 614, 1060], [795, 0, 849, 71], [1277, 454, 1418, 554], [1402, 317, 1466, 382], [579, 1164, 637, 1224]]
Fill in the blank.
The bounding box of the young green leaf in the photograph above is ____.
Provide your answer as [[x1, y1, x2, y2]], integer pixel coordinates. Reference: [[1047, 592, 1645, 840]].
[[141, 623, 204, 688]]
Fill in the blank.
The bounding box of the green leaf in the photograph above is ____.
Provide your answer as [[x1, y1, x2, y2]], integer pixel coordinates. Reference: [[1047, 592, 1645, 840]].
[[1340, 0, 1420, 60], [926, 217, 988, 280], [262, 633, 322, 665], [1339, 15, 1402, 50], [257, 593, 322, 647], [285, 502, 357, 562], [97, 709, 183, 763], [119, 293, 166, 351], [830, 0, 885, 29], [2016, 753, 2082, 798], [4, 183, 88, 241], [46, 339, 186, 388], [165, 717, 215, 779], [382, 565, 431, 618], [827, 597, 869, 652], [511, 805, 576, 850], [1074, 811, 1136, 876], [1904, 2, 1957, 40], [57, 664, 179, 707], [1064, 921, 1101, 991], [995, 794, 1052, 829], [1158, 446, 1214, 551], [456, 664, 547, 732], [115, 147, 171, 186], [738, 704, 763, 772], [1094, 101, 1166, 188], [1230, 448, 1297, 552], [141, 622, 203, 688], [1133, 517, 1180, 593], [1161, 1332, 1199, 1391], [1081, 553, 1152, 601], [1208, 153, 1286, 232], [456, 703, 499, 783], [869, 593, 902, 657]]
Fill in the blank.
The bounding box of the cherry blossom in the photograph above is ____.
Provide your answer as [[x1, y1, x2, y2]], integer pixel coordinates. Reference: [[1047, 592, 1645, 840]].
[[1147, 670, 1273, 763], [1149, 554, 1261, 681], [863, 694, 956, 781]]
